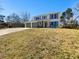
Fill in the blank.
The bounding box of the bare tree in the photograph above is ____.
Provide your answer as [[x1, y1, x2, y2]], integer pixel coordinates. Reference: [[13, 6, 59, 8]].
[[20, 12, 30, 28], [6, 13, 22, 27], [74, 2, 79, 25], [21, 12, 30, 23], [0, 3, 5, 23], [6, 13, 20, 23]]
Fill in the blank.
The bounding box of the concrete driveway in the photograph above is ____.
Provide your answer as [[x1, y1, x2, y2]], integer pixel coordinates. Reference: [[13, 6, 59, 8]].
[[0, 28, 29, 36]]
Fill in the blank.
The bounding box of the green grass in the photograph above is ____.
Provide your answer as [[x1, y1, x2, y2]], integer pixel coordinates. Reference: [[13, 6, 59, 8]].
[[0, 28, 79, 59]]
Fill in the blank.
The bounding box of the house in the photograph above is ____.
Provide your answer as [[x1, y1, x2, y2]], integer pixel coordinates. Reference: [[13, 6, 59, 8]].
[[25, 12, 61, 28]]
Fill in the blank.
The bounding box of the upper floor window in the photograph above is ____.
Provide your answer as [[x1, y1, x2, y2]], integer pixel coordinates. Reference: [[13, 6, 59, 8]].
[[50, 13, 58, 19], [54, 14, 58, 19], [50, 14, 54, 19], [42, 16, 47, 19]]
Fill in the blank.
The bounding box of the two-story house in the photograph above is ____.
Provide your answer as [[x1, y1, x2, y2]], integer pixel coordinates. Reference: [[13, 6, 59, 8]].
[[25, 12, 61, 28]]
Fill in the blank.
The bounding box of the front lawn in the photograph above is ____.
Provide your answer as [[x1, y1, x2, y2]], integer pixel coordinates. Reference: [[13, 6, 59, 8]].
[[0, 28, 79, 59]]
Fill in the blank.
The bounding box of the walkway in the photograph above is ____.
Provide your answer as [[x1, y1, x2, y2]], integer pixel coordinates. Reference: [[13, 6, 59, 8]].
[[0, 28, 29, 36]]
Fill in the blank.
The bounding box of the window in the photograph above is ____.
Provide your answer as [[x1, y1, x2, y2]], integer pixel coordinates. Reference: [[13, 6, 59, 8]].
[[50, 21, 58, 28], [54, 14, 58, 19], [50, 13, 59, 19], [42, 16, 47, 19], [50, 14, 54, 19]]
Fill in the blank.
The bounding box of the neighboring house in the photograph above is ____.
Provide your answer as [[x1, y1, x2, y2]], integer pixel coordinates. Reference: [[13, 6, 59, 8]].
[[25, 12, 61, 28]]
